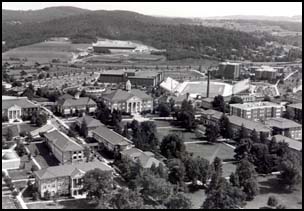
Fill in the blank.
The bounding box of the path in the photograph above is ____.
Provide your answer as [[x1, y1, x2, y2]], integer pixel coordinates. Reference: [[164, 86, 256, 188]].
[[25, 198, 81, 205], [184, 141, 208, 144], [25, 146, 42, 170], [16, 186, 28, 209], [284, 69, 298, 81], [209, 145, 221, 162]]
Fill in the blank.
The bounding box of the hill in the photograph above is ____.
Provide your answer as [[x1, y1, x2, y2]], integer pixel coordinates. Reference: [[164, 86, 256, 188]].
[[2, 9, 268, 60], [2, 6, 90, 24]]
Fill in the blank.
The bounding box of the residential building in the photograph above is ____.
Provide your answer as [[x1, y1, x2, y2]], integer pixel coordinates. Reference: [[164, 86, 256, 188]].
[[120, 147, 163, 169], [75, 115, 104, 137], [56, 93, 97, 116], [2, 96, 39, 123], [34, 161, 112, 198], [254, 66, 277, 81], [201, 109, 272, 138], [201, 97, 214, 109], [265, 117, 302, 140], [44, 130, 84, 164], [286, 103, 302, 123], [230, 101, 283, 121], [92, 125, 133, 153], [102, 82, 153, 114], [217, 62, 240, 80], [270, 135, 302, 151]]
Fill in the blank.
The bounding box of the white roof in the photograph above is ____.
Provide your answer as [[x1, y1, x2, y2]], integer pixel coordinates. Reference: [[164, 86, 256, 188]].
[[272, 135, 302, 151], [160, 77, 180, 92]]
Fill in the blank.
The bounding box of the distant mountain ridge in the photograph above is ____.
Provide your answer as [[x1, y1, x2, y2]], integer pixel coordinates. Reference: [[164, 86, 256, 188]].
[[202, 15, 302, 22]]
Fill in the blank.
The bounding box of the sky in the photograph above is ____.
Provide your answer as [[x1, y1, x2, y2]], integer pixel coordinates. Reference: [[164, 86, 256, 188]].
[[2, 2, 302, 18]]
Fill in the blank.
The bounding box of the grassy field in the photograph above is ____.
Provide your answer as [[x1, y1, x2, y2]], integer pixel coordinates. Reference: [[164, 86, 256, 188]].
[[244, 176, 302, 209], [2, 41, 91, 63], [7, 154, 37, 180], [2, 196, 18, 209], [26, 199, 98, 209]]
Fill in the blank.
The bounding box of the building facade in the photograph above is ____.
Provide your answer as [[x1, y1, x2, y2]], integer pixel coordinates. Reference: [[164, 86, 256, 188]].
[[2, 96, 39, 123], [218, 62, 240, 80], [34, 162, 113, 198], [265, 117, 302, 140], [286, 103, 302, 123], [44, 130, 84, 164], [230, 101, 283, 121], [254, 66, 277, 81]]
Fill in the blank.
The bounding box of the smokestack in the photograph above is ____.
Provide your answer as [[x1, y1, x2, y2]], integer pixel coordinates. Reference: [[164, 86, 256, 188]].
[[206, 70, 210, 98]]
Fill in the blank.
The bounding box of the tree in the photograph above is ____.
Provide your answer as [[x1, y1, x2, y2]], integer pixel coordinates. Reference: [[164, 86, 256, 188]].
[[44, 190, 51, 200], [158, 103, 171, 117], [238, 124, 249, 141], [80, 119, 88, 138], [160, 134, 187, 159], [82, 168, 113, 200], [219, 114, 233, 139], [84, 146, 90, 162], [36, 114, 47, 127], [229, 172, 240, 187], [132, 121, 159, 152], [203, 177, 246, 209], [250, 129, 259, 143], [229, 96, 243, 104], [167, 158, 185, 189], [110, 188, 145, 209], [6, 128, 14, 142], [212, 95, 225, 112], [205, 124, 220, 143], [122, 124, 130, 139], [264, 95, 271, 102], [176, 100, 196, 131], [32, 192, 39, 201], [31, 165, 39, 172], [235, 157, 259, 200], [267, 196, 278, 207], [165, 193, 192, 209], [184, 156, 210, 185]]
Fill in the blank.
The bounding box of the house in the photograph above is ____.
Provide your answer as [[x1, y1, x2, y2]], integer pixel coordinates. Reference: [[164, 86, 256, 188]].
[[200, 109, 223, 126], [120, 147, 163, 169], [265, 117, 302, 140], [34, 161, 113, 198], [2, 96, 39, 123], [101, 81, 153, 114], [271, 135, 302, 151], [91, 126, 133, 153], [56, 93, 97, 116], [75, 115, 104, 137], [44, 130, 84, 164]]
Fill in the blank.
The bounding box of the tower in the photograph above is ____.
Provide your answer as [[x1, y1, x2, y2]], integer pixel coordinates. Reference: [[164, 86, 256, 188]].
[[206, 70, 210, 98], [126, 80, 131, 92]]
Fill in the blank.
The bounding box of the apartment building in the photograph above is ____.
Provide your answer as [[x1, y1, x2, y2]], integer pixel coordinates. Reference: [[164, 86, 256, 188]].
[[230, 101, 283, 121]]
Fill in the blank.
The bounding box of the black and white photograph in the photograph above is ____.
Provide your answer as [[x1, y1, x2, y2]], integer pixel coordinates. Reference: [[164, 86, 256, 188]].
[[2, 2, 302, 209]]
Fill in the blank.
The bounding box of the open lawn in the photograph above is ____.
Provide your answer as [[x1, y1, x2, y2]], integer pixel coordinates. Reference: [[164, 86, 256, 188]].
[[2, 196, 18, 209], [2, 41, 91, 63], [244, 176, 302, 209], [184, 189, 206, 209], [26, 199, 98, 209], [27, 142, 60, 168], [7, 155, 37, 180]]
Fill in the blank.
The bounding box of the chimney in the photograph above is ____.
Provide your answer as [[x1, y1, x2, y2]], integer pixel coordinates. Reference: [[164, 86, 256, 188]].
[[186, 92, 190, 101], [206, 70, 210, 98]]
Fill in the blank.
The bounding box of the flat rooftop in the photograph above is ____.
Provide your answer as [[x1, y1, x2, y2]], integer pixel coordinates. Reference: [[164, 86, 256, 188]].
[[230, 101, 282, 110]]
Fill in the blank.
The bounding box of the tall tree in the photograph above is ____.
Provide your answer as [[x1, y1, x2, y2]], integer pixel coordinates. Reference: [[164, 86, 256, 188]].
[[219, 114, 233, 139], [165, 193, 192, 209], [80, 119, 88, 138], [6, 127, 14, 142], [160, 134, 187, 159], [110, 188, 145, 209], [158, 102, 171, 117], [212, 95, 225, 112], [205, 124, 220, 143]]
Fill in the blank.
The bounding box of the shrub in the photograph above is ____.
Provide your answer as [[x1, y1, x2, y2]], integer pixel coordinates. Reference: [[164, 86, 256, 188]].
[[268, 196, 278, 207]]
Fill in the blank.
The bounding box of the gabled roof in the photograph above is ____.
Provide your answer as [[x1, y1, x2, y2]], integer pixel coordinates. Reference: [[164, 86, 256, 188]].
[[92, 126, 132, 146], [2, 97, 37, 110], [34, 161, 112, 180], [265, 118, 302, 129], [75, 115, 104, 128], [44, 130, 84, 152], [102, 89, 152, 103], [287, 103, 302, 110], [58, 97, 97, 107]]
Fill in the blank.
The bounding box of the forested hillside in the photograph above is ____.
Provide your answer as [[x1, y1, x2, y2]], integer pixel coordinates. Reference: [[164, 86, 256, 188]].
[[2, 9, 270, 60]]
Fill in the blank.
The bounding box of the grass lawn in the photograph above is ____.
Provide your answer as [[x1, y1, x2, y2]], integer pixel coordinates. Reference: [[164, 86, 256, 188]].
[[2, 196, 17, 209], [244, 176, 302, 209], [184, 189, 206, 209], [8, 155, 37, 180], [26, 199, 98, 209], [27, 142, 60, 168], [157, 127, 194, 143]]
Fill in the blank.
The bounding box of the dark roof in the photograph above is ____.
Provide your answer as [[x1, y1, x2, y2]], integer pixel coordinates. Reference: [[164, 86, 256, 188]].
[[75, 115, 104, 128], [265, 118, 302, 129], [44, 130, 84, 152], [92, 126, 132, 146], [2, 97, 37, 110], [34, 161, 112, 180], [201, 109, 223, 119], [121, 147, 161, 168]]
